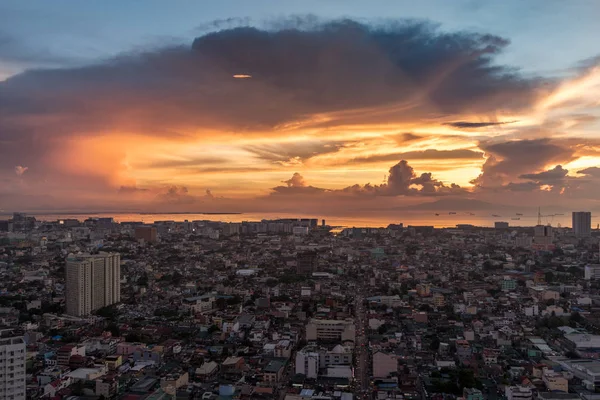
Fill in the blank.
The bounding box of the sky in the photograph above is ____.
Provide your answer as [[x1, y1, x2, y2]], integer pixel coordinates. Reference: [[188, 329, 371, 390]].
[[1, 0, 600, 215]]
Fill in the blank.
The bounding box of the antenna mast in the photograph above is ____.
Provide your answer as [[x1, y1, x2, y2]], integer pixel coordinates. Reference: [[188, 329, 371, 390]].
[[537, 207, 542, 226]]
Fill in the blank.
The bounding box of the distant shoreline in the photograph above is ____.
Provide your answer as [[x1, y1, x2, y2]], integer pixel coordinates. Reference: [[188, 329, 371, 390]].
[[0, 211, 243, 216]]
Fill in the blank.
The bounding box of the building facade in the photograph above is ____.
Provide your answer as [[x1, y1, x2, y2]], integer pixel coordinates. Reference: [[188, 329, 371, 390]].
[[305, 319, 355, 342], [134, 226, 158, 243], [0, 330, 26, 400], [573, 212, 592, 237], [66, 252, 121, 316]]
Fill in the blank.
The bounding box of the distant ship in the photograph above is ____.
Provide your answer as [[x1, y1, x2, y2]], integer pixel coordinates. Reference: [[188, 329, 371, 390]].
[[492, 214, 501, 217], [435, 213, 440, 216], [511, 217, 520, 220], [449, 212, 457, 215], [516, 213, 523, 216], [468, 212, 475, 216]]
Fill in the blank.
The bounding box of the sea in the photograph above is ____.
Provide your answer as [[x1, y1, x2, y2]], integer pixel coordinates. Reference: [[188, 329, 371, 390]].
[[12, 211, 590, 229]]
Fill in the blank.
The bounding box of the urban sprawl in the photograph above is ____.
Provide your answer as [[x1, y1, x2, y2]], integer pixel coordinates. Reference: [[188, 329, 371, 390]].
[[2, 212, 600, 400]]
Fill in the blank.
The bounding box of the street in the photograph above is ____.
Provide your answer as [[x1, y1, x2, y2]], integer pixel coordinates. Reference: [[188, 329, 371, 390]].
[[355, 291, 369, 398]]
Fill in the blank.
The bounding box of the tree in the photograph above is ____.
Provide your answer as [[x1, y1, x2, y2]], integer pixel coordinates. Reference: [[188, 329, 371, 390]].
[[137, 273, 148, 287], [430, 336, 441, 351], [106, 323, 120, 337]]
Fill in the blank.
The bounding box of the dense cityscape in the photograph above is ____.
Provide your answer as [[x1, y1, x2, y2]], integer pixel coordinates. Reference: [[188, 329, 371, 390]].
[[2, 2, 600, 400], [1, 212, 600, 399]]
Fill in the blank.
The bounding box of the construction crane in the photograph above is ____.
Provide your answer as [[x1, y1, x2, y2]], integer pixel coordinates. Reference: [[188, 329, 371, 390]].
[[537, 207, 556, 226]]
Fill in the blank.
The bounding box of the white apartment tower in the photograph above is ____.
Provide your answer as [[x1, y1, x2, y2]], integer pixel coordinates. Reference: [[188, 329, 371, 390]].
[[573, 212, 592, 237], [0, 330, 26, 400], [66, 252, 121, 316]]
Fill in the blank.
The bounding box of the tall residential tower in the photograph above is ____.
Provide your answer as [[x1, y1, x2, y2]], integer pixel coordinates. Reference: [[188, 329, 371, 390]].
[[572, 211, 592, 237], [65, 252, 121, 316], [0, 329, 26, 399]]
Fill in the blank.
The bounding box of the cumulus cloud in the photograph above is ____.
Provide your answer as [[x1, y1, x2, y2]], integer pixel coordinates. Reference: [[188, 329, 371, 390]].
[[283, 172, 307, 187], [578, 167, 600, 177], [519, 165, 568, 183], [471, 139, 575, 188], [273, 160, 464, 198], [155, 186, 195, 205]]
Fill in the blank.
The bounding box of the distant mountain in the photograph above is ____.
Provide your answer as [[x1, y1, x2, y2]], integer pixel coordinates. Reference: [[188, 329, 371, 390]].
[[400, 198, 506, 211]]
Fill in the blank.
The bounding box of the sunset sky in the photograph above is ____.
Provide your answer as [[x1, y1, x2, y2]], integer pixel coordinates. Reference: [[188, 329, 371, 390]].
[[1, 0, 600, 214]]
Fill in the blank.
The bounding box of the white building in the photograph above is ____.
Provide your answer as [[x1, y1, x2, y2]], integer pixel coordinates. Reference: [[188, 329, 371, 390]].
[[585, 265, 600, 280], [505, 386, 533, 400], [0, 330, 26, 400], [295, 348, 319, 379], [305, 319, 355, 342], [295, 345, 353, 379], [559, 360, 600, 388], [65, 252, 121, 316]]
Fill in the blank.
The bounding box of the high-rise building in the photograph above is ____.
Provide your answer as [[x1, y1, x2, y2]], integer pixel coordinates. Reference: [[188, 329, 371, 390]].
[[533, 225, 554, 250], [134, 226, 157, 243], [0, 329, 26, 400], [296, 252, 317, 275], [66, 252, 121, 316], [573, 212, 592, 237], [494, 221, 509, 229]]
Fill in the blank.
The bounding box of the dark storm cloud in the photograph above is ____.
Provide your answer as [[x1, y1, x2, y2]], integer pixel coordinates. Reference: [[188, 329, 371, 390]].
[[578, 167, 600, 177], [505, 181, 541, 192], [519, 165, 568, 183], [391, 132, 424, 144], [471, 139, 575, 187], [245, 140, 348, 164], [349, 149, 483, 164], [0, 18, 541, 164], [0, 17, 551, 209], [443, 120, 517, 129]]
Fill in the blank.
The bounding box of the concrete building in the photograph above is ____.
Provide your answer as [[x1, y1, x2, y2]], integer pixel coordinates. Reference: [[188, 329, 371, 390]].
[[559, 359, 600, 388], [495, 222, 509, 229], [296, 252, 317, 275], [573, 212, 592, 237], [533, 225, 554, 250], [585, 265, 600, 280], [295, 345, 353, 379], [505, 386, 533, 400], [373, 352, 398, 378], [0, 329, 26, 400], [542, 370, 568, 392], [295, 348, 319, 379], [135, 226, 157, 243], [65, 252, 121, 316], [305, 319, 355, 342]]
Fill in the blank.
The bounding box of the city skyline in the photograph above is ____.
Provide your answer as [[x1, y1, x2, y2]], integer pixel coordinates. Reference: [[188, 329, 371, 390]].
[[2, 1, 600, 214]]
